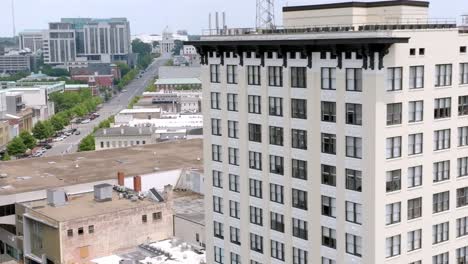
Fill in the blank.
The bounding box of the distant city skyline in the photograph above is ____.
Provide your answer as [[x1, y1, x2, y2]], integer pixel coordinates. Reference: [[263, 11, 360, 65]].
[[0, 0, 466, 37]]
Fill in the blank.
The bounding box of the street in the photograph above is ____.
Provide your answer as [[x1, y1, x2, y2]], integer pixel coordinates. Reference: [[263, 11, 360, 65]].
[[42, 58, 167, 157]]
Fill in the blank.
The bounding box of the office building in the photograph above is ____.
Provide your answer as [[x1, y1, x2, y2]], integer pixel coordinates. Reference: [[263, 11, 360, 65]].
[[19, 30, 45, 53], [189, 1, 468, 264], [43, 18, 132, 66], [0, 54, 32, 74]]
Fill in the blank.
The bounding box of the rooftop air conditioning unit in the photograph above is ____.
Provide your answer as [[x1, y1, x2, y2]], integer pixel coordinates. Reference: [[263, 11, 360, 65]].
[[94, 184, 113, 202]]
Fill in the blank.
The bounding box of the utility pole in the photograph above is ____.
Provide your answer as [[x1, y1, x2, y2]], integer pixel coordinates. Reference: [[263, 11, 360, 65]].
[[256, 0, 275, 30], [11, 0, 16, 37]]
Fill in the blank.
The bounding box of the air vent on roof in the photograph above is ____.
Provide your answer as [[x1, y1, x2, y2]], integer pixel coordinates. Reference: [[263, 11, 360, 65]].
[[94, 184, 113, 202], [47, 189, 66, 207]]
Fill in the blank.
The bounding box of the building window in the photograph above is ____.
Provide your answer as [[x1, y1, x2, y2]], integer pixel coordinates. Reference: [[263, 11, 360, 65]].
[[268, 66, 283, 86], [292, 218, 308, 240], [270, 212, 284, 233], [345, 136, 362, 159], [434, 97, 451, 119], [292, 129, 307, 150], [346, 169, 362, 192], [409, 100, 424, 123], [210, 64, 220, 83], [346, 103, 362, 125], [291, 99, 307, 119], [408, 165, 423, 188], [385, 235, 401, 258], [250, 206, 263, 226], [67, 229, 73, 237], [346, 233, 362, 257], [461, 63, 468, 84], [229, 200, 239, 219], [292, 188, 307, 210], [433, 191, 450, 213], [269, 97, 283, 116], [346, 201, 362, 225], [228, 120, 239, 139], [211, 118, 222, 136], [249, 151, 262, 170], [250, 233, 263, 253], [271, 240, 285, 261], [248, 66, 261, 85], [321, 101, 336, 122], [227, 93, 238, 111], [291, 67, 307, 88], [457, 187, 468, 208], [230, 226, 241, 245], [346, 68, 362, 91], [434, 129, 450, 151], [322, 133, 336, 154], [409, 65, 424, 89], [227, 65, 238, 84], [322, 257, 336, 264], [459, 157, 468, 178], [248, 123, 262, 143], [211, 92, 221, 109], [387, 67, 402, 91], [228, 147, 239, 166], [459, 95, 468, 116], [292, 159, 307, 180], [433, 160, 450, 182], [386, 169, 401, 192], [213, 221, 224, 239], [270, 183, 284, 204], [293, 248, 308, 264], [152, 212, 162, 221], [408, 197, 422, 220], [213, 170, 222, 188], [249, 179, 262, 198], [229, 174, 240, 193], [386, 202, 401, 225], [406, 229, 422, 252], [321, 195, 336, 218], [433, 222, 449, 244], [269, 126, 283, 146], [213, 196, 223, 214], [212, 144, 222, 162], [387, 103, 402, 125], [141, 215, 147, 223], [459, 126, 468, 146], [435, 64, 452, 87], [322, 226, 336, 249], [386, 136, 402, 159], [269, 155, 284, 175], [432, 252, 449, 264], [214, 246, 224, 263], [321, 67, 336, 90], [248, 95, 261, 114], [88, 225, 94, 234], [231, 253, 241, 264], [457, 216, 468, 237], [321, 164, 336, 186], [408, 133, 423, 155], [457, 246, 468, 264]]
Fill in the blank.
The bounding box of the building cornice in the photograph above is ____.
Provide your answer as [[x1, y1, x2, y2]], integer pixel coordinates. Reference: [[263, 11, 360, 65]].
[[283, 0, 429, 12]]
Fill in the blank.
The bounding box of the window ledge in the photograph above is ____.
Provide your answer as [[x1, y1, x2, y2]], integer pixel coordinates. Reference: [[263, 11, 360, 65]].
[[385, 222, 401, 228], [407, 248, 422, 255], [408, 153, 424, 158], [407, 185, 423, 191], [386, 190, 402, 195], [386, 124, 403, 128], [407, 217, 422, 224], [408, 121, 424, 125], [432, 210, 450, 217]]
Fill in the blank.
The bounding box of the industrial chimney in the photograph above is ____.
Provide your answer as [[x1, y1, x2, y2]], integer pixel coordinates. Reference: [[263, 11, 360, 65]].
[[117, 171, 125, 186], [133, 175, 142, 193]]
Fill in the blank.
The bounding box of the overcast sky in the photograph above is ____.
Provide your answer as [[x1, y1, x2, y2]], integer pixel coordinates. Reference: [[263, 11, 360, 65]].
[[0, 0, 466, 37]]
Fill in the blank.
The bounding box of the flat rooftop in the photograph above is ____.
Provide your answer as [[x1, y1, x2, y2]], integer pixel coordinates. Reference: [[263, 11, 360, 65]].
[[0, 139, 203, 195], [173, 191, 204, 225], [23, 190, 164, 222], [155, 78, 201, 85]]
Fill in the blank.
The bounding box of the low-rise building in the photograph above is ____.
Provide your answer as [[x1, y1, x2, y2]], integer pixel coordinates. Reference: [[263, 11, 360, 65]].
[[18, 183, 174, 264], [158, 66, 201, 79], [94, 127, 157, 151], [155, 78, 201, 92], [0, 120, 10, 150], [0, 54, 32, 74], [115, 108, 161, 124]]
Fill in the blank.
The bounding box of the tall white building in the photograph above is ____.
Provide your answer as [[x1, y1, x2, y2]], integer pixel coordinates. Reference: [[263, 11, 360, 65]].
[[161, 27, 175, 58], [19, 30, 45, 53], [189, 1, 468, 264]]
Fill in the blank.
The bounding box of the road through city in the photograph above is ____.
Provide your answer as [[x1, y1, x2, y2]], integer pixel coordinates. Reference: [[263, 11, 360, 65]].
[[42, 58, 167, 157]]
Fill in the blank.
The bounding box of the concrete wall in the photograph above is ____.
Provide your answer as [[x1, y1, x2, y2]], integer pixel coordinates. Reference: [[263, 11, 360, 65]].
[[174, 215, 205, 247]]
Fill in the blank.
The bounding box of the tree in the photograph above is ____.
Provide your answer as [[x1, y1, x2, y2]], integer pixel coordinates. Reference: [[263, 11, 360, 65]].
[[33, 121, 48, 140], [2, 152, 11, 161], [19, 131, 37, 150], [7, 137, 27, 157], [116, 62, 131, 77], [132, 39, 152, 55], [172, 40, 184, 56], [78, 135, 95, 152], [50, 115, 65, 131]]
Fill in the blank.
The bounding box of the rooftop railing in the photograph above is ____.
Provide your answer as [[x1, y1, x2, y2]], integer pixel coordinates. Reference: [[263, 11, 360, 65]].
[[202, 18, 458, 37]]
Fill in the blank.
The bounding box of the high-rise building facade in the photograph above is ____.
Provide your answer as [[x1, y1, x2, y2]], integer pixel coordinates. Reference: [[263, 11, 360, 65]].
[[19, 30, 45, 53], [43, 18, 131, 65], [189, 1, 468, 264]]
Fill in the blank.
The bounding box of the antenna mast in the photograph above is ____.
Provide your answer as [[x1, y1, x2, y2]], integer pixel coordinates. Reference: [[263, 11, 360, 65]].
[[11, 0, 16, 37], [256, 0, 275, 29]]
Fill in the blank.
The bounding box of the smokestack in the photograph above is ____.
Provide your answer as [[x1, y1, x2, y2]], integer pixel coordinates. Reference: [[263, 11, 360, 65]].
[[209, 13, 212, 33], [222, 12, 226, 30], [215, 12, 219, 33], [163, 184, 173, 201], [133, 175, 142, 193], [117, 172, 125, 186]]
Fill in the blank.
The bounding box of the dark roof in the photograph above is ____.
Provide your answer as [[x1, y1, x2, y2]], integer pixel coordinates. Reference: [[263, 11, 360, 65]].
[[70, 63, 112, 76], [283, 0, 429, 12], [94, 127, 154, 137]]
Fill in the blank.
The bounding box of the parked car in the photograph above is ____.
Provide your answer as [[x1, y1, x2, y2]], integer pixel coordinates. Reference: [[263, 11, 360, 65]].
[[81, 119, 91, 124], [44, 144, 52, 149], [75, 130, 81, 135]]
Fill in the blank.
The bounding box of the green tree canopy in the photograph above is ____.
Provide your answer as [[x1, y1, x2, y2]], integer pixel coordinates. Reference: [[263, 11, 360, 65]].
[[132, 38, 152, 55], [19, 131, 37, 150], [7, 137, 27, 157], [78, 135, 95, 152], [50, 115, 65, 131], [2, 152, 11, 161]]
